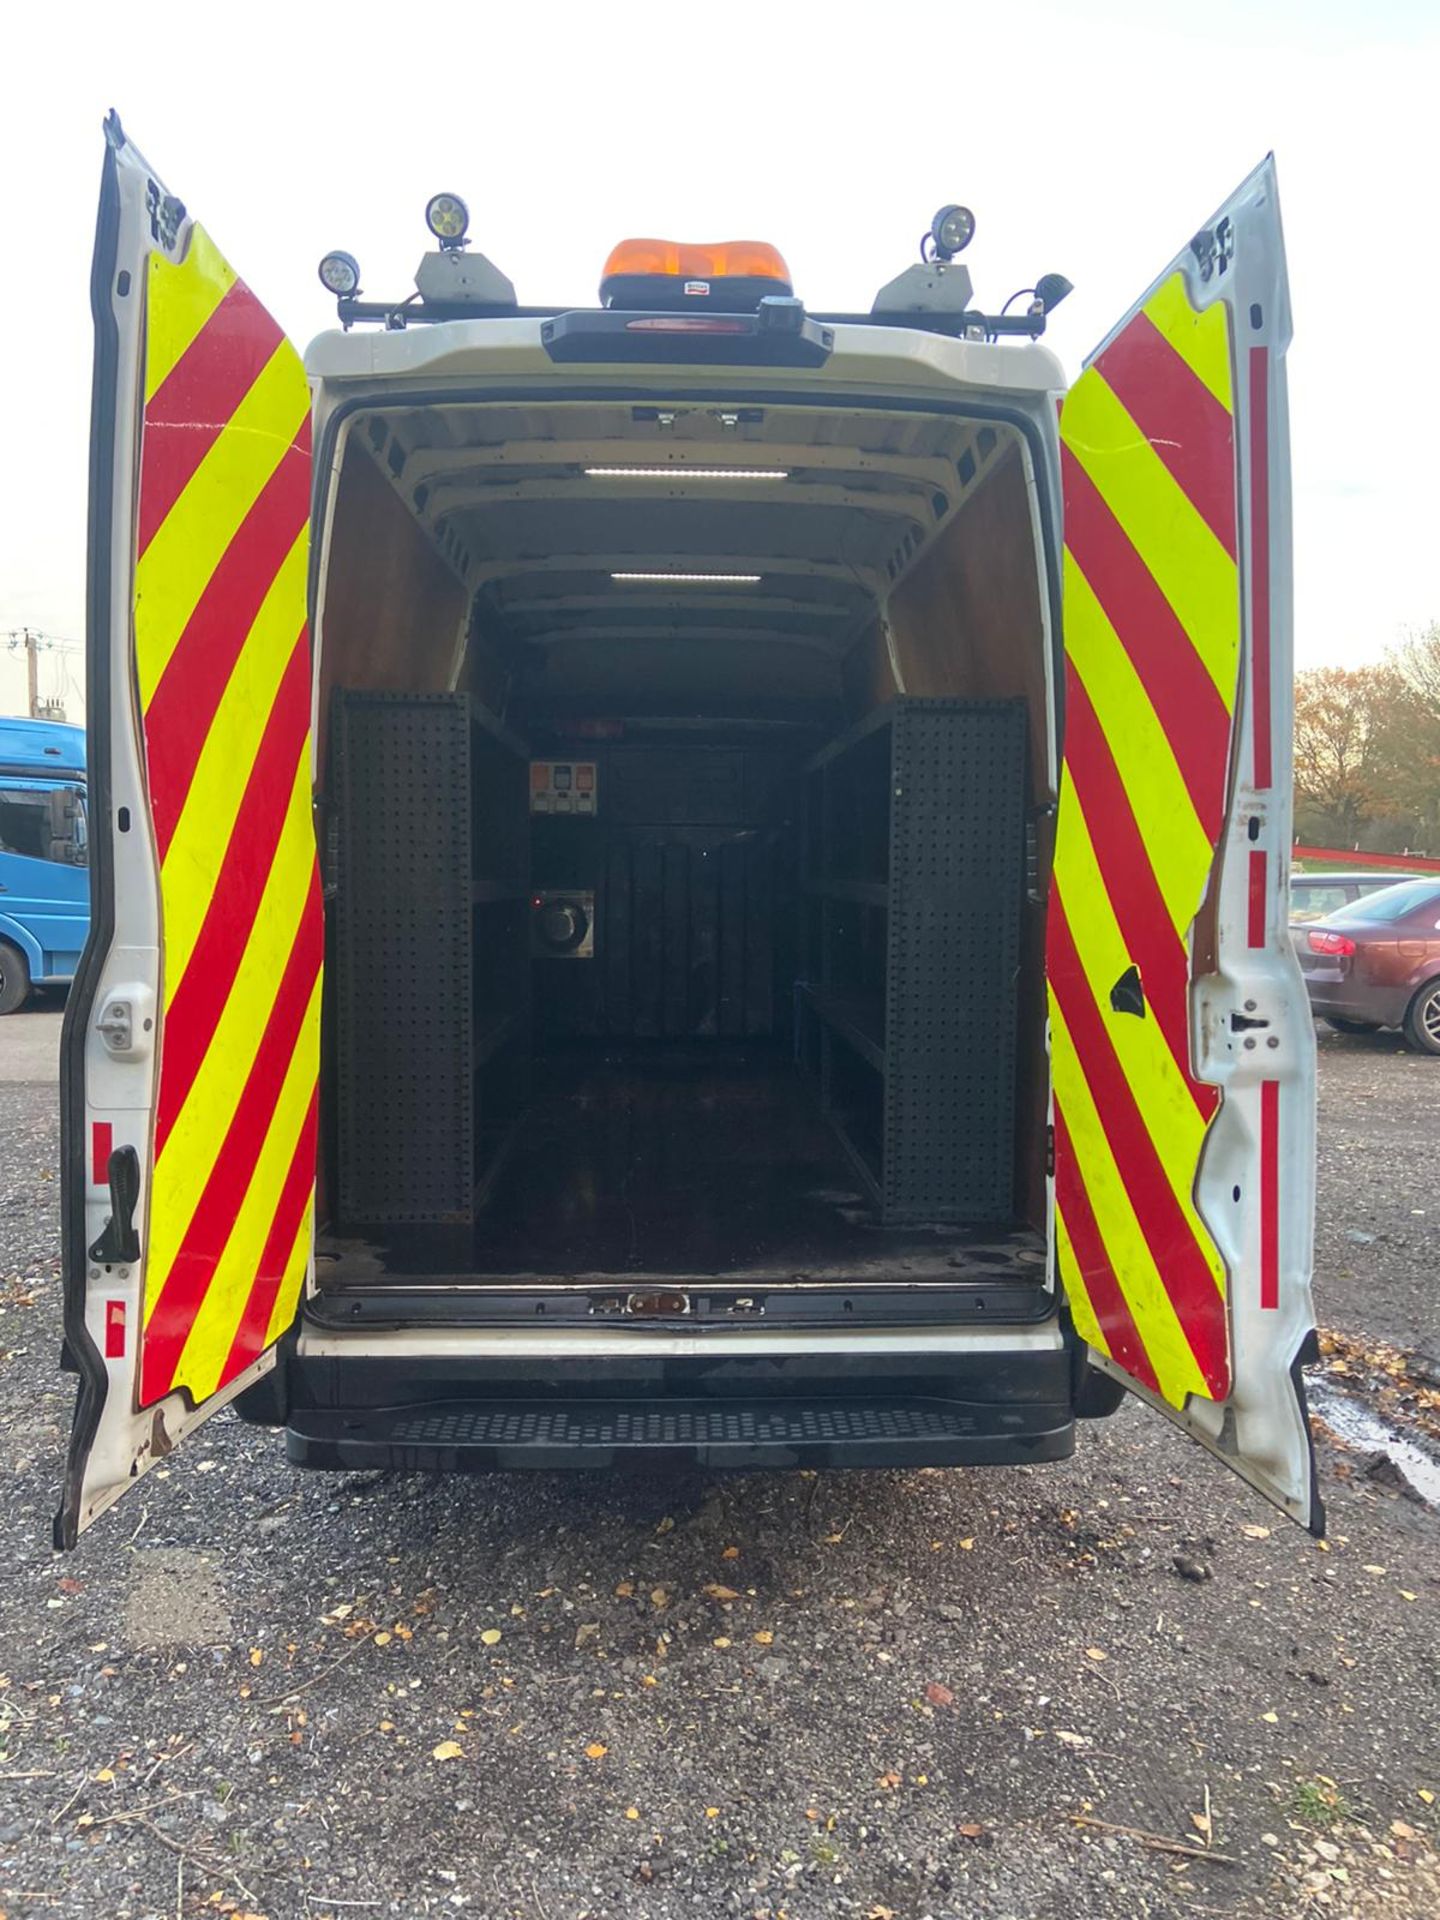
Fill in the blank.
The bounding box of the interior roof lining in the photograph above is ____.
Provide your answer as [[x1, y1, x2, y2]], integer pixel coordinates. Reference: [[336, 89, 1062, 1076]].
[[346, 399, 1023, 663]]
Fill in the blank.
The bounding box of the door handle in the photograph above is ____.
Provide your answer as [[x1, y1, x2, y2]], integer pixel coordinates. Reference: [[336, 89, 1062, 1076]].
[[89, 1146, 142, 1265]]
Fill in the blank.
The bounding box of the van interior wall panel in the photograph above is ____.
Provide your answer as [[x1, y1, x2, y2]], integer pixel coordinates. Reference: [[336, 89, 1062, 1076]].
[[316, 441, 467, 742], [846, 448, 1053, 1230], [799, 699, 1026, 1226], [331, 691, 529, 1227]]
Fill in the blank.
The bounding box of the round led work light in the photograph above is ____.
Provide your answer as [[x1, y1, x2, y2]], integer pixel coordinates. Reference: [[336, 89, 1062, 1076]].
[[425, 192, 471, 247], [317, 250, 361, 297], [930, 204, 976, 261]]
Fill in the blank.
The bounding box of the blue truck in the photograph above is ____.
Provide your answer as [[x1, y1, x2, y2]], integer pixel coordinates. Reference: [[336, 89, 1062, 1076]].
[[0, 717, 88, 1013]]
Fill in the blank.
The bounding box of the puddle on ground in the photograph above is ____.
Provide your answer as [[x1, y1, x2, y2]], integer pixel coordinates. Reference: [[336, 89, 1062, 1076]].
[[1308, 1377, 1440, 1508]]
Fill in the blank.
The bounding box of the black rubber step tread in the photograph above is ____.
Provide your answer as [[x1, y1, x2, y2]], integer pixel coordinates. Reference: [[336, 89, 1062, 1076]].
[[287, 1396, 1074, 1472]]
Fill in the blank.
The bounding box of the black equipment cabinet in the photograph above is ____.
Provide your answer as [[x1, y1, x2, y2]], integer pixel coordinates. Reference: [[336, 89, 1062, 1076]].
[[797, 698, 1026, 1225], [330, 691, 530, 1227]]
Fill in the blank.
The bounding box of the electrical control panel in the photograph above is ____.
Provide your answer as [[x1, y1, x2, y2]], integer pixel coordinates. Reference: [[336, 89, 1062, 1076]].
[[530, 760, 598, 815]]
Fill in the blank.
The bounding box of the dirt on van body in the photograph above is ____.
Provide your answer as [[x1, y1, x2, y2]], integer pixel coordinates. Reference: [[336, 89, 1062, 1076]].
[[0, 1012, 1436, 1920]]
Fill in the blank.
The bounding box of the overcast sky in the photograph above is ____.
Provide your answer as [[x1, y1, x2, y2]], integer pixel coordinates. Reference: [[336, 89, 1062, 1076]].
[[2, 0, 1436, 717]]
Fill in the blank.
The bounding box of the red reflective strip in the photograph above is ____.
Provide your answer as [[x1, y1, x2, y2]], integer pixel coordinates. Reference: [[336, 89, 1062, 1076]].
[[1248, 849, 1268, 948], [153, 632, 312, 1157], [1292, 844, 1440, 875], [143, 416, 311, 860], [1248, 348, 1273, 791], [1052, 1101, 1160, 1395], [140, 886, 321, 1405], [1260, 1078, 1280, 1310], [1061, 663, 1217, 1118], [216, 1089, 319, 1394], [1062, 448, 1233, 839], [1047, 900, 1231, 1397], [104, 1299, 127, 1359], [1094, 310, 1237, 559], [137, 279, 286, 557], [91, 1120, 113, 1188]]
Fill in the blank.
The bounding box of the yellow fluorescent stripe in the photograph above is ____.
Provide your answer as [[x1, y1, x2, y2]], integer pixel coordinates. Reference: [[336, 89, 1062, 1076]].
[[145, 227, 237, 402], [144, 751, 316, 1315], [1060, 369, 1240, 704], [1141, 272, 1233, 411], [264, 1198, 315, 1352], [1048, 990, 1208, 1408], [135, 340, 309, 705], [1052, 815, 1218, 1237], [157, 527, 309, 998], [1063, 559, 1215, 934], [1054, 1201, 1107, 1357], [171, 975, 321, 1401]]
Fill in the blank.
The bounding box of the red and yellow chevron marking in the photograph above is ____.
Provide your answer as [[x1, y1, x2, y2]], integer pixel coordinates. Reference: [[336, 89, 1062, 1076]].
[[1050, 271, 1239, 1408], [132, 223, 319, 1410]]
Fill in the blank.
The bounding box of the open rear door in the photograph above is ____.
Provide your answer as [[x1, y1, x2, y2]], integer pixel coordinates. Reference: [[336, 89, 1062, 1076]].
[[57, 117, 320, 1544], [1048, 158, 1321, 1529]]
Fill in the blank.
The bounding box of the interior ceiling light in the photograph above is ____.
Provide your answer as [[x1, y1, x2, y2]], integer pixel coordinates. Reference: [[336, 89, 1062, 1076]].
[[611, 571, 762, 584], [585, 467, 789, 481]]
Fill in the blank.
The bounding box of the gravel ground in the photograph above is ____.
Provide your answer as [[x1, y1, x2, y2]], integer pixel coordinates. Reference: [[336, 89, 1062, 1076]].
[[0, 1009, 1436, 1920]]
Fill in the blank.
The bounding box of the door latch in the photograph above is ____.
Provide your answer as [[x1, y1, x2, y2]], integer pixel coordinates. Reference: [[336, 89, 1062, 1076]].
[[89, 1145, 142, 1265], [96, 1000, 133, 1052], [94, 984, 154, 1059]]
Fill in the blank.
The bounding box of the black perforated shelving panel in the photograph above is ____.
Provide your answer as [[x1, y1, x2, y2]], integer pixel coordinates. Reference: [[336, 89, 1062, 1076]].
[[799, 698, 1026, 1225], [885, 701, 1025, 1222], [331, 692, 529, 1227]]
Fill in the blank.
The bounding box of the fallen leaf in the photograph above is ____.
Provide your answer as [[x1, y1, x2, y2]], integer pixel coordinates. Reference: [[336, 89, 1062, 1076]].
[[1084, 1647, 1107, 1663], [431, 1740, 464, 1761], [1399, 1590, 1418, 1602], [705, 1806, 720, 1818], [877, 1771, 902, 1790], [1191, 1811, 1213, 1841], [1418, 1790, 1435, 1806], [1391, 1820, 1419, 1841], [712, 1637, 732, 1650], [373, 1632, 392, 1647], [480, 1629, 503, 1647], [958, 1822, 986, 1840], [958, 1538, 975, 1551], [585, 1743, 608, 1759], [641, 1674, 658, 1688], [624, 1806, 640, 1820], [703, 1584, 740, 1602], [1261, 1711, 1279, 1724], [249, 1649, 264, 1667], [753, 1630, 774, 1646], [655, 1516, 675, 1536], [924, 1682, 955, 1708], [1055, 1730, 1090, 1748], [94, 1767, 115, 1783], [1362, 1564, 1387, 1576], [614, 1581, 635, 1598], [721, 1546, 740, 1560], [1243, 1524, 1272, 1539], [574, 1623, 601, 1648], [649, 1588, 670, 1611]]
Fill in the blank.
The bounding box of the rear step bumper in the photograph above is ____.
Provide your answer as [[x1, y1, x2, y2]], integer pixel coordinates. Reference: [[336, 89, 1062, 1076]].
[[286, 1397, 1076, 1473]]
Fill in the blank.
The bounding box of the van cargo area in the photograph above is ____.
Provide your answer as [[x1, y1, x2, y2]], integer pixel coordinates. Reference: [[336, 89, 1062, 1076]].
[[311, 397, 1056, 1317]]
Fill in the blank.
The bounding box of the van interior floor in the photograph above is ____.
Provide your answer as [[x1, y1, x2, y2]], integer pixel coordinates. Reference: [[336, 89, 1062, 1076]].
[[317, 1045, 1047, 1289]]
